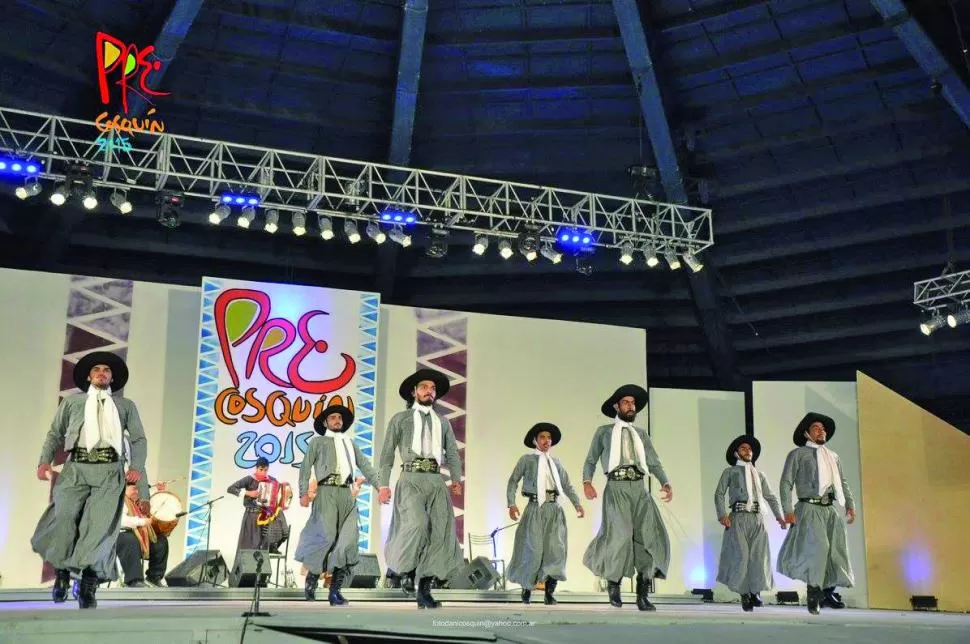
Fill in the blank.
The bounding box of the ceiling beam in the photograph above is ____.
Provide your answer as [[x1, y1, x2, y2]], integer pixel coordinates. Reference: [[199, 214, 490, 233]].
[[127, 0, 205, 118], [727, 289, 908, 325], [612, 0, 742, 391], [735, 318, 918, 352], [870, 0, 970, 130]]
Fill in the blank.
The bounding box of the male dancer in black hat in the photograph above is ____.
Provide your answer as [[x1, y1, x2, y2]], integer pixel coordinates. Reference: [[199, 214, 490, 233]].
[[506, 422, 584, 605], [378, 368, 464, 609], [582, 384, 672, 611], [32, 351, 148, 609], [714, 435, 786, 611], [296, 401, 381, 605], [777, 412, 855, 614]]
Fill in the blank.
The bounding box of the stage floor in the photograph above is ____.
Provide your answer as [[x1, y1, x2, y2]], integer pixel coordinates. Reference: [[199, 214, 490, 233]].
[[1, 593, 968, 644]]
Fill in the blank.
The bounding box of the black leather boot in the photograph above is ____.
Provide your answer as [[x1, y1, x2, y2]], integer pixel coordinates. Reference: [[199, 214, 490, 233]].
[[607, 580, 623, 607], [77, 573, 99, 609], [521, 588, 532, 604], [751, 593, 763, 607], [51, 569, 71, 604], [822, 587, 845, 609], [635, 573, 656, 612], [400, 570, 416, 595], [806, 585, 823, 615], [304, 572, 320, 601], [416, 576, 441, 609], [740, 593, 754, 612], [544, 577, 558, 605], [328, 567, 348, 606]]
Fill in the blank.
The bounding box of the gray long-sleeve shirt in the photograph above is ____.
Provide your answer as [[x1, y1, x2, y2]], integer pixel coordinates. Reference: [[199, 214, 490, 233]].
[[779, 446, 856, 515], [298, 434, 380, 498], [714, 465, 784, 521], [582, 423, 670, 486], [38, 392, 149, 498], [378, 408, 463, 488], [506, 453, 581, 507]]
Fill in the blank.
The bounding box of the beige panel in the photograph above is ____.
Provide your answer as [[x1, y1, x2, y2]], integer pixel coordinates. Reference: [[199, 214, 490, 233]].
[[857, 371, 970, 612]]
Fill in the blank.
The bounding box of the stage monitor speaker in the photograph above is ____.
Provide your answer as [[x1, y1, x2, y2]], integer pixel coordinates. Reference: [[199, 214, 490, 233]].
[[165, 550, 228, 587], [229, 549, 272, 588], [348, 553, 380, 588], [446, 556, 500, 590]]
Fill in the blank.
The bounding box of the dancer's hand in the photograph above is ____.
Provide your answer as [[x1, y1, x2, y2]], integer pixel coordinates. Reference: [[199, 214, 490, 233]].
[[583, 482, 597, 500], [509, 505, 519, 521], [378, 486, 392, 504], [785, 513, 796, 525], [719, 516, 731, 529], [36, 464, 53, 481], [846, 508, 855, 525], [125, 469, 142, 483], [575, 505, 585, 518], [777, 518, 787, 530], [138, 500, 151, 515], [660, 484, 673, 503], [451, 481, 463, 496], [299, 495, 310, 507]]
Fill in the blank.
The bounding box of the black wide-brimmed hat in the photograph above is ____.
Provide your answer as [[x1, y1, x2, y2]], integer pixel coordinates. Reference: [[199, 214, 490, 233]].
[[399, 368, 450, 403], [523, 422, 562, 448], [726, 435, 761, 466], [73, 350, 128, 391], [600, 384, 648, 418], [314, 404, 354, 435], [793, 412, 836, 446]]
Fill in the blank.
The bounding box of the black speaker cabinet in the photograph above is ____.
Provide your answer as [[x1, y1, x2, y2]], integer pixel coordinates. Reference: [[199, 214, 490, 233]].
[[446, 556, 500, 590], [229, 549, 272, 588], [165, 549, 228, 587], [348, 553, 380, 588]]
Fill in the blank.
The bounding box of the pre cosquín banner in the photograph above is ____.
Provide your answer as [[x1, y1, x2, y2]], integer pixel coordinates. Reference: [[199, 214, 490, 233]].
[[184, 278, 380, 569]]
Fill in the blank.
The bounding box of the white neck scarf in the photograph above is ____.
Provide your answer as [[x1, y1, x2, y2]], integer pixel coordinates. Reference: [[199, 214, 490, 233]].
[[805, 441, 846, 506], [326, 430, 357, 481], [608, 417, 647, 473], [738, 459, 765, 511], [83, 385, 123, 454], [533, 448, 564, 496], [410, 404, 442, 461]]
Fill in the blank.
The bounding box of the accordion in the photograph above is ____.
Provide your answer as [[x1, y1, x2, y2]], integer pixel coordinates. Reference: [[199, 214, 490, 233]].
[[255, 479, 292, 525]]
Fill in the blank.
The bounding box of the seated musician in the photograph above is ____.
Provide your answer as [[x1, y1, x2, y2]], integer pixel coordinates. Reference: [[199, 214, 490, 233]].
[[117, 480, 169, 587], [227, 457, 289, 553]]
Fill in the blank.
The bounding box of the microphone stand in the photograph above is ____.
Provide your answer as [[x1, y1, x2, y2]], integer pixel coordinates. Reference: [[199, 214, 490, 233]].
[[242, 552, 271, 617], [195, 496, 224, 587], [488, 522, 518, 559]]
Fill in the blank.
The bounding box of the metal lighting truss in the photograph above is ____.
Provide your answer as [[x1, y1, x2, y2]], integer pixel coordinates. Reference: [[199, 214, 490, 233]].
[[914, 268, 970, 316], [0, 105, 713, 252]]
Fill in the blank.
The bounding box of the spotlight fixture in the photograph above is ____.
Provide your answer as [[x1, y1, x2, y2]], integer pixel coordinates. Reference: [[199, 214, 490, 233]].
[[318, 215, 334, 240], [156, 192, 182, 228], [472, 234, 488, 256], [664, 249, 681, 270], [292, 212, 307, 236], [15, 179, 41, 200], [109, 191, 132, 214], [920, 315, 946, 336], [380, 208, 418, 225], [517, 230, 539, 261], [643, 245, 660, 267], [498, 239, 513, 259], [426, 228, 449, 259], [0, 156, 42, 176], [208, 204, 230, 225], [387, 227, 412, 247], [264, 209, 279, 233], [557, 228, 593, 249], [344, 220, 361, 244], [776, 591, 799, 605], [49, 184, 68, 206], [81, 189, 98, 211], [221, 192, 260, 207], [946, 309, 970, 328], [366, 222, 386, 244], [619, 241, 634, 265], [910, 595, 938, 611], [237, 206, 256, 228], [683, 252, 704, 273], [540, 244, 562, 264]]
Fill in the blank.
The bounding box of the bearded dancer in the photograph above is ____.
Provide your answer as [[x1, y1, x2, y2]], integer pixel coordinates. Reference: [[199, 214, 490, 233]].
[[295, 403, 381, 605], [227, 457, 289, 553], [32, 351, 148, 609], [378, 369, 464, 609], [714, 435, 786, 611], [506, 422, 584, 605], [777, 412, 855, 614], [582, 384, 672, 611]]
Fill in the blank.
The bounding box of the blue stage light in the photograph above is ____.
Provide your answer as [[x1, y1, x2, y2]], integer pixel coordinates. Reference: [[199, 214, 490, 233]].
[[556, 228, 594, 251], [222, 192, 261, 207], [379, 208, 418, 225], [0, 156, 42, 177], [221, 195, 233, 203]]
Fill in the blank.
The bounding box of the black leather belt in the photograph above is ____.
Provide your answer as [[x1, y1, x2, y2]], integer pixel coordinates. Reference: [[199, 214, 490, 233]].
[[608, 465, 644, 481], [799, 496, 834, 506], [402, 458, 439, 473], [524, 490, 559, 503], [731, 501, 760, 513], [319, 473, 350, 487], [71, 447, 119, 464]]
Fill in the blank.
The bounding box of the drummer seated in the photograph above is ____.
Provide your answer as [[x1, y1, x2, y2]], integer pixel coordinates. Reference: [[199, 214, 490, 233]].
[[117, 481, 170, 588]]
